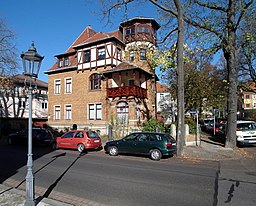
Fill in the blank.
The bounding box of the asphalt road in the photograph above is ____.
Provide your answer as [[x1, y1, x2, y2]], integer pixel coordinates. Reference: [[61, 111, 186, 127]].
[[1, 144, 255, 206]]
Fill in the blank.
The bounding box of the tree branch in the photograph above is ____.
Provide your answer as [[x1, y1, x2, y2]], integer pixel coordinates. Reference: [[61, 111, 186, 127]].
[[157, 27, 178, 44], [194, 0, 227, 12], [149, 0, 178, 17]]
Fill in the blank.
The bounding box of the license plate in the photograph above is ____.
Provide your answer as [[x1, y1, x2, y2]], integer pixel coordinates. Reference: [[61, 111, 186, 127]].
[[94, 140, 100, 143], [249, 140, 256, 143], [172, 143, 176, 146]]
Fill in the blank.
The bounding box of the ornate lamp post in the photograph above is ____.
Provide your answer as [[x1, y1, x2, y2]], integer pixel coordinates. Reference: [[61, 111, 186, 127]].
[[21, 42, 44, 206]]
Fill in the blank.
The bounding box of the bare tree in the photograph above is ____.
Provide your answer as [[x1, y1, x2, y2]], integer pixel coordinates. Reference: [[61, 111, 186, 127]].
[[0, 18, 18, 77]]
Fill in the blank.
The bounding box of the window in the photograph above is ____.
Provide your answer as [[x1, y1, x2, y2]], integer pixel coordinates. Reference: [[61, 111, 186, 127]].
[[65, 105, 72, 120], [54, 106, 61, 120], [128, 79, 134, 86], [84, 50, 91, 63], [88, 103, 102, 120], [59, 59, 63, 67], [65, 78, 72, 93], [138, 27, 150, 33], [64, 57, 69, 66], [42, 102, 47, 109], [89, 73, 101, 90], [116, 101, 129, 125], [19, 100, 25, 108], [125, 27, 135, 35], [54, 79, 61, 94], [160, 94, 164, 100], [253, 94, 256, 100], [129, 51, 134, 62], [117, 48, 121, 60], [140, 49, 146, 60], [246, 104, 250, 108], [97, 47, 105, 60], [245, 94, 250, 99], [253, 103, 256, 108]]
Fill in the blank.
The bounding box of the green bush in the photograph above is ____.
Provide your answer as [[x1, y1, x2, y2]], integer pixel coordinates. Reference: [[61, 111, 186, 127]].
[[142, 119, 165, 132]]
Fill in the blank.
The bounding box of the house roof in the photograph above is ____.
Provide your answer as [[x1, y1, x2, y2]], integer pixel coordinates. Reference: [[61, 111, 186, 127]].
[[101, 62, 154, 78], [156, 82, 169, 92], [46, 26, 123, 74], [119, 17, 160, 30], [73, 30, 123, 49]]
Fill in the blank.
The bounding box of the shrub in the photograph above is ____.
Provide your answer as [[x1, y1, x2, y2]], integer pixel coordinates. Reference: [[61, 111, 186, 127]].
[[142, 119, 165, 132]]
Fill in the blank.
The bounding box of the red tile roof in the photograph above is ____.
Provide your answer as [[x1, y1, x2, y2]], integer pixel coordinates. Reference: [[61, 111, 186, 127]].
[[156, 82, 169, 92]]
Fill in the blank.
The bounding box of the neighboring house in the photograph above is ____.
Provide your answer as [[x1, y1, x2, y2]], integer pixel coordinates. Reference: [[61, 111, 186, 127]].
[[156, 83, 176, 124], [243, 91, 256, 110], [45, 17, 160, 134], [0, 74, 48, 119]]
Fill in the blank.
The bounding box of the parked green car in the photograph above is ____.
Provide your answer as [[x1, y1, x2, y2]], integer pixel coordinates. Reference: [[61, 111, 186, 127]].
[[104, 132, 177, 161]]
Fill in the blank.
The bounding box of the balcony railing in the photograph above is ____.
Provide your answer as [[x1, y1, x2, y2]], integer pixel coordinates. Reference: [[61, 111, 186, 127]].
[[106, 85, 147, 99]]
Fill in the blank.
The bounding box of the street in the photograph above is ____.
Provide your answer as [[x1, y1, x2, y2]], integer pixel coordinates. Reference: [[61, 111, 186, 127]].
[[0, 144, 255, 206]]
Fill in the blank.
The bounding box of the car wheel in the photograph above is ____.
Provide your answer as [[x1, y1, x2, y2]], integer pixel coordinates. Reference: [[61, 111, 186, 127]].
[[108, 146, 118, 156], [77, 144, 85, 153], [150, 149, 162, 161], [52, 142, 58, 150]]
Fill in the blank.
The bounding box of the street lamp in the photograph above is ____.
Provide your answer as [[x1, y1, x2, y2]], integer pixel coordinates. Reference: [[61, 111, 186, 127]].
[[21, 42, 44, 206]]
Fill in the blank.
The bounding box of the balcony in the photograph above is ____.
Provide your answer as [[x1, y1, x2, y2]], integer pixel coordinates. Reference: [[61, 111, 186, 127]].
[[106, 85, 147, 99]]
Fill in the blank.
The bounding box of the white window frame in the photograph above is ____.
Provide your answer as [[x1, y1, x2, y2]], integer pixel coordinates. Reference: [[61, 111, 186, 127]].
[[65, 104, 72, 120], [64, 57, 69, 66], [54, 105, 61, 120], [65, 77, 72, 94], [97, 47, 105, 60], [88, 103, 102, 120], [54, 79, 61, 94]]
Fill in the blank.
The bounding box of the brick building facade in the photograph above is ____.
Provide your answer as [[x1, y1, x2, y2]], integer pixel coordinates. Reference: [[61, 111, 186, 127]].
[[45, 17, 160, 135]]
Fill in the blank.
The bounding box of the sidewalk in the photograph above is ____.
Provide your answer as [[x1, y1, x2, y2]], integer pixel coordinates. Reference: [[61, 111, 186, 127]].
[[0, 184, 72, 206], [181, 137, 252, 161]]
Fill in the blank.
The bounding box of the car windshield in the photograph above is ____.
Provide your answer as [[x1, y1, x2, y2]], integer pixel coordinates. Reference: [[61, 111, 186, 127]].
[[237, 122, 256, 131], [87, 131, 100, 138]]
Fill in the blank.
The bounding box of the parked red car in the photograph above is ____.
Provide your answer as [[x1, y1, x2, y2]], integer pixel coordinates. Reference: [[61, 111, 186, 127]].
[[52, 130, 102, 153]]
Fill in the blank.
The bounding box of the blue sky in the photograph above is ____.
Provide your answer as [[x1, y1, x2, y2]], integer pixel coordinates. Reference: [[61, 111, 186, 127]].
[[0, 0, 158, 82]]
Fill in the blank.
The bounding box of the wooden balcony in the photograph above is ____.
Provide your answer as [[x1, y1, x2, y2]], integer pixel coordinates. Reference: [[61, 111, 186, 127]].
[[106, 85, 147, 99]]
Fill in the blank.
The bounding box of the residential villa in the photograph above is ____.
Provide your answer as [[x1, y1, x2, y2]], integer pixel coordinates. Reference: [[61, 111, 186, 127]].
[[45, 17, 161, 135]]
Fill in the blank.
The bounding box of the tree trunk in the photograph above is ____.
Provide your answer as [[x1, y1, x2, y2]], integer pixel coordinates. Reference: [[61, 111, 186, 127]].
[[174, 0, 185, 156], [224, 0, 238, 148]]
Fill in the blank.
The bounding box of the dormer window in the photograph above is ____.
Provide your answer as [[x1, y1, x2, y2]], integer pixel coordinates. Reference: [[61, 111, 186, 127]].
[[59, 59, 63, 67], [64, 57, 69, 66], [97, 47, 105, 60]]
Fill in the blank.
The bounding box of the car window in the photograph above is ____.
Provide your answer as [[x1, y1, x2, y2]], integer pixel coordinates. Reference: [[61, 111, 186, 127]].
[[147, 134, 156, 141], [62, 131, 75, 138], [137, 133, 148, 141], [75, 131, 84, 138], [87, 131, 100, 138], [155, 134, 163, 141], [124, 133, 138, 141], [162, 134, 176, 142], [237, 122, 256, 131]]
